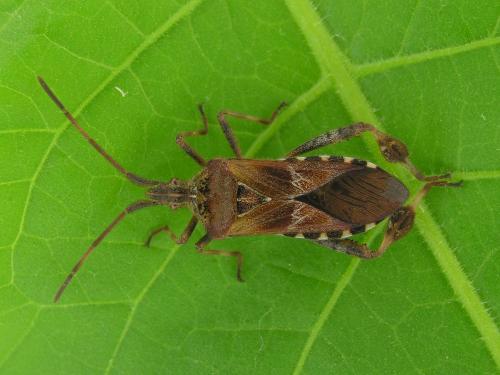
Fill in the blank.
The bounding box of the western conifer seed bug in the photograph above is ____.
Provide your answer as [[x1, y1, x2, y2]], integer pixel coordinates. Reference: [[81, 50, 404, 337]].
[[38, 76, 461, 303]]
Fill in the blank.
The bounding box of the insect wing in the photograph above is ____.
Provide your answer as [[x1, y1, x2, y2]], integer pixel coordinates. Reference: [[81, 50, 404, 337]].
[[228, 199, 351, 236], [227, 158, 362, 198], [297, 167, 409, 225]]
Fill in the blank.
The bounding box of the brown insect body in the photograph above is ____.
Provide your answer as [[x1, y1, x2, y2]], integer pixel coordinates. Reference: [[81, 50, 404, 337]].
[[38, 76, 460, 303], [189, 158, 407, 240]]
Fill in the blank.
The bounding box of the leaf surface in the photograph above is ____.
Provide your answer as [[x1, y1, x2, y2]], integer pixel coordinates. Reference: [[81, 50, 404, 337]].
[[0, 0, 498, 373]]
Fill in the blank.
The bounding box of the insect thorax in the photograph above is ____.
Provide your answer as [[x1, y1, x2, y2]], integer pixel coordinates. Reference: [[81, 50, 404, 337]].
[[191, 159, 240, 238]]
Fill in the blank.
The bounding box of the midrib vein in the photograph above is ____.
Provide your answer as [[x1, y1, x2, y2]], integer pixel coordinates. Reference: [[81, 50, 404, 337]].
[[5, 0, 498, 371], [285, 0, 500, 372]]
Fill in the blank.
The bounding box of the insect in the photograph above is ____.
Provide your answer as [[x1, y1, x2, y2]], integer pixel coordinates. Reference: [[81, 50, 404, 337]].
[[38, 76, 461, 302]]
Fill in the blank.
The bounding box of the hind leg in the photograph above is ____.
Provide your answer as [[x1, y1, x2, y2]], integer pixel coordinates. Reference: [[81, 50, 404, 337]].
[[314, 180, 462, 258], [288, 123, 451, 182]]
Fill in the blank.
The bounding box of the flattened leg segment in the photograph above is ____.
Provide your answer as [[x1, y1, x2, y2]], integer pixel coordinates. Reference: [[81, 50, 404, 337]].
[[313, 206, 414, 258], [287, 122, 452, 182], [287, 123, 373, 157], [315, 238, 380, 258]]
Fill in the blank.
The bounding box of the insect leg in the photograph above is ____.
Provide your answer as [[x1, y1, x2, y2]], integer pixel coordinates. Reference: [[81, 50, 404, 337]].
[[314, 237, 382, 259], [38, 77, 160, 186], [195, 235, 244, 281], [287, 123, 374, 157], [145, 216, 198, 246], [287, 123, 451, 182], [217, 102, 287, 158], [314, 180, 462, 258], [175, 104, 210, 166], [54, 200, 158, 303], [371, 179, 462, 255]]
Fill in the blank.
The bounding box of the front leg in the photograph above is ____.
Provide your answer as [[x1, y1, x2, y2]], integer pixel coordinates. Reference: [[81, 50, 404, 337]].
[[145, 216, 198, 246], [288, 123, 450, 182], [195, 234, 244, 281]]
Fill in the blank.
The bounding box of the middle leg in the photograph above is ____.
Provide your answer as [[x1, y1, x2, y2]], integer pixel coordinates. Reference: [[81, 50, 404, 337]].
[[217, 102, 287, 158], [175, 105, 210, 166]]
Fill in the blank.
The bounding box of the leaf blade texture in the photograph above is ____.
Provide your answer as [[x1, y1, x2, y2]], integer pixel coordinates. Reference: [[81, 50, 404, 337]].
[[0, 0, 499, 373]]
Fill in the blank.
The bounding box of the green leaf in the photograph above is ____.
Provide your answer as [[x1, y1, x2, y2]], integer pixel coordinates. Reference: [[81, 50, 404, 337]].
[[1, 0, 498, 373]]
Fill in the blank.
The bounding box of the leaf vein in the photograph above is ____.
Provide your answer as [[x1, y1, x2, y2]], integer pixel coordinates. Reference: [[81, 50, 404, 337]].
[[355, 36, 500, 77], [245, 76, 332, 158], [0, 307, 41, 369], [104, 244, 180, 374], [9, 0, 205, 284], [285, 0, 500, 371], [292, 258, 360, 375], [454, 170, 500, 181]]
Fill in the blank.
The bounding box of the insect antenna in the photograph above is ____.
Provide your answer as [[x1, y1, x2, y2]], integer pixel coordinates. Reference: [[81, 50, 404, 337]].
[[53, 200, 158, 303], [37, 76, 159, 186]]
